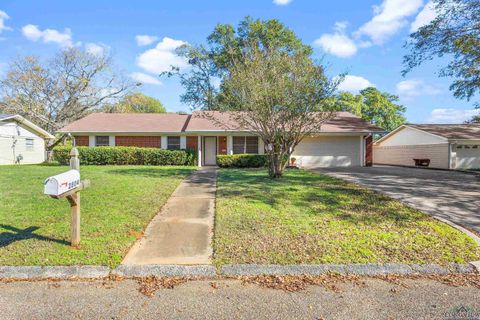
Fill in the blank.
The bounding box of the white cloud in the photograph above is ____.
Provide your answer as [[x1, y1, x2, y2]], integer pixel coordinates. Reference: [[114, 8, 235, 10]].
[[85, 43, 108, 56], [410, 1, 437, 32], [314, 22, 358, 58], [136, 37, 188, 74], [22, 24, 73, 47], [130, 72, 162, 86], [0, 10, 11, 34], [355, 0, 423, 44], [427, 108, 480, 124], [396, 79, 442, 98], [273, 0, 293, 5], [337, 75, 375, 93], [136, 35, 159, 46]]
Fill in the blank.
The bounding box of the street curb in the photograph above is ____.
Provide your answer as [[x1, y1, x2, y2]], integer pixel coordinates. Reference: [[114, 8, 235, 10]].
[[0, 266, 110, 279], [112, 265, 217, 277], [220, 263, 477, 276]]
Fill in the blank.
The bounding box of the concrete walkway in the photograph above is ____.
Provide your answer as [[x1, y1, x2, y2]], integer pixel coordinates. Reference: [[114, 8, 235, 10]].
[[122, 167, 217, 265]]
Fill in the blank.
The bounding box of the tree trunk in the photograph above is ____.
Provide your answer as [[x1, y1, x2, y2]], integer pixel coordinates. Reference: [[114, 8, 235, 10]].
[[268, 153, 284, 179]]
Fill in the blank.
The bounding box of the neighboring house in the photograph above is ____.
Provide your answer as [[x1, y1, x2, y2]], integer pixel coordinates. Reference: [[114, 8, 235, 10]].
[[58, 111, 384, 168], [374, 124, 480, 169], [0, 114, 55, 165]]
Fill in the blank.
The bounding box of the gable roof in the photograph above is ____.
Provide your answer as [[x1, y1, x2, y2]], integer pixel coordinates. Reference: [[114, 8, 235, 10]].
[[375, 123, 480, 145], [407, 124, 480, 140], [0, 114, 55, 139], [58, 111, 384, 134], [178, 111, 385, 133], [58, 113, 190, 133]]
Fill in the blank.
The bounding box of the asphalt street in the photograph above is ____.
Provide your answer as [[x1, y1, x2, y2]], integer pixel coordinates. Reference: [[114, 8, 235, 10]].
[[1, 278, 479, 319]]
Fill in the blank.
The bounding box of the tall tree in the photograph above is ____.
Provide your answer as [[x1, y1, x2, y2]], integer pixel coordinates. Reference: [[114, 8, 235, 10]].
[[103, 92, 166, 113], [165, 16, 313, 110], [334, 88, 406, 131], [403, 0, 480, 121], [217, 46, 337, 178], [0, 47, 134, 133]]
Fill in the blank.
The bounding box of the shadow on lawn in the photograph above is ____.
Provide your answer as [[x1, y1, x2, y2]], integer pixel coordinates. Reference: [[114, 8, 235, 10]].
[[219, 169, 425, 226], [107, 167, 194, 178], [0, 224, 69, 248]]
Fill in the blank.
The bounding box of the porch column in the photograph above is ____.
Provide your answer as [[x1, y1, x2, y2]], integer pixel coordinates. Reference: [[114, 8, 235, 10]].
[[108, 136, 115, 146], [258, 138, 265, 155], [197, 136, 202, 167], [88, 136, 95, 147], [227, 136, 233, 155], [160, 136, 167, 150]]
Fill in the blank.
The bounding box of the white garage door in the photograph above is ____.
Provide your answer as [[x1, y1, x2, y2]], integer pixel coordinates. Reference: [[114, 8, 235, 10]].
[[293, 136, 361, 168], [456, 145, 480, 169]]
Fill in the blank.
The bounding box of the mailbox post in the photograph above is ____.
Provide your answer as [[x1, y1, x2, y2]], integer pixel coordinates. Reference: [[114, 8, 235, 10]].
[[44, 148, 90, 247]]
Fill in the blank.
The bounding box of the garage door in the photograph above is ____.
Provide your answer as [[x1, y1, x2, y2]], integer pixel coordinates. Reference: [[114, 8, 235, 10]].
[[456, 145, 480, 169], [293, 136, 361, 168]]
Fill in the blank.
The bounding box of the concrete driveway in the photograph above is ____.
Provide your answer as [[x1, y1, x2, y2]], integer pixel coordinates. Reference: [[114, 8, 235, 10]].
[[313, 166, 480, 236]]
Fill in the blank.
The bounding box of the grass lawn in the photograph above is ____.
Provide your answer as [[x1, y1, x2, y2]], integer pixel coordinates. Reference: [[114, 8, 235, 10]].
[[0, 165, 195, 266], [214, 168, 480, 266]]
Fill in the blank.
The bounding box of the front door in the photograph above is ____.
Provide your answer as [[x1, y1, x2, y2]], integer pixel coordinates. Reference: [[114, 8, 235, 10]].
[[204, 137, 217, 166]]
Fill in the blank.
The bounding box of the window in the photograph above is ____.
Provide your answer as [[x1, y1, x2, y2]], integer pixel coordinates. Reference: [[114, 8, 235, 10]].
[[232, 136, 259, 154], [25, 138, 34, 150], [95, 136, 110, 146], [167, 136, 181, 150]]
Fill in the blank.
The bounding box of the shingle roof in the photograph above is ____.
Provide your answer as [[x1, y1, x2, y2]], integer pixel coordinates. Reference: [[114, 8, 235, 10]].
[[0, 114, 15, 120], [58, 113, 190, 133], [408, 124, 480, 140], [58, 111, 385, 134], [185, 111, 385, 133]]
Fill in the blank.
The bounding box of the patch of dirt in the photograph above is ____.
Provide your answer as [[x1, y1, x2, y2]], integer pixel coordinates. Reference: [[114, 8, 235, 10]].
[[136, 276, 189, 297]]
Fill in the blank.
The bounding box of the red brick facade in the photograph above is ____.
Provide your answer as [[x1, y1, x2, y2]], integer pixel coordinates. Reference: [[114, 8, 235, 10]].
[[115, 136, 161, 148], [186, 136, 198, 151], [74, 136, 89, 146], [365, 135, 373, 167], [218, 136, 227, 155]]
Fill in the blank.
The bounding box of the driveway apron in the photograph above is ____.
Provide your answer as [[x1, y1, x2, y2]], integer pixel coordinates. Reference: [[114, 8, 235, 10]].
[[122, 167, 217, 265]]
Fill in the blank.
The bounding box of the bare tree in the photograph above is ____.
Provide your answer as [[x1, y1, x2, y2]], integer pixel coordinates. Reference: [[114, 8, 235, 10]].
[[215, 46, 338, 178], [0, 47, 135, 135]]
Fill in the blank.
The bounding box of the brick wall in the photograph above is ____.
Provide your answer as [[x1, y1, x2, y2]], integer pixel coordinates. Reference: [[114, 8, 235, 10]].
[[74, 136, 89, 146], [186, 136, 198, 151], [218, 136, 227, 155], [115, 136, 161, 148], [365, 136, 373, 167], [373, 143, 449, 169]]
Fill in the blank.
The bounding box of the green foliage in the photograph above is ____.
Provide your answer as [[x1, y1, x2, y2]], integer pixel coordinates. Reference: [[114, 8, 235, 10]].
[[403, 0, 480, 109], [217, 154, 268, 168], [103, 92, 166, 113], [53, 146, 195, 166], [333, 87, 406, 131]]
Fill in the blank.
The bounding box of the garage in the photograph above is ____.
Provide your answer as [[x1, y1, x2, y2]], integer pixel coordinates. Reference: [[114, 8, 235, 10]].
[[455, 144, 480, 169], [292, 135, 363, 168], [374, 124, 480, 170]]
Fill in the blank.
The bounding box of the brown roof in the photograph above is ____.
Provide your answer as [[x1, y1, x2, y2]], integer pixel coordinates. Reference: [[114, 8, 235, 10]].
[[59, 111, 384, 134], [408, 124, 480, 140], [58, 113, 190, 133], [185, 111, 385, 133]]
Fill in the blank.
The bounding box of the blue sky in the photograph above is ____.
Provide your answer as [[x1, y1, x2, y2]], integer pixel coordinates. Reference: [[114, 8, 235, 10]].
[[0, 0, 478, 123]]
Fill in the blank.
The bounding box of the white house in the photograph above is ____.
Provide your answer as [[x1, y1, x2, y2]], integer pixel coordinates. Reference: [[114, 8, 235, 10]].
[[374, 124, 480, 169], [0, 114, 55, 165], [58, 111, 384, 168]]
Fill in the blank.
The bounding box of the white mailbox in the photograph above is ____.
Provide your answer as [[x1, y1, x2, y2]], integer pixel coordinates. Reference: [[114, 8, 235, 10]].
[[44, 169, 81, 196]]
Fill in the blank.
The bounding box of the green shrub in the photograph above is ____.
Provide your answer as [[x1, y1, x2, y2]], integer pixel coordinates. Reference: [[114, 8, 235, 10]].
[[53, 146, 196, 166], [217, 154, 268, 168]]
